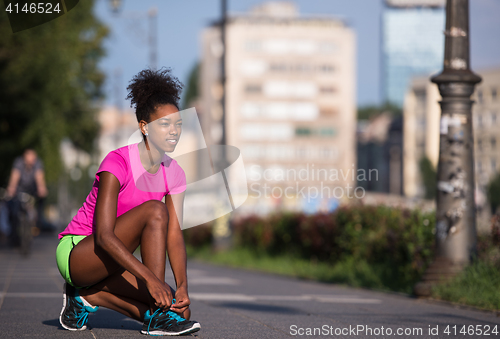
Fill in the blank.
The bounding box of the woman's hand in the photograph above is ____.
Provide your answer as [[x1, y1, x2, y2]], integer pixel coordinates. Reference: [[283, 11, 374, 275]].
[[146, 277, 174, 310], [170, 285, 190, 314]]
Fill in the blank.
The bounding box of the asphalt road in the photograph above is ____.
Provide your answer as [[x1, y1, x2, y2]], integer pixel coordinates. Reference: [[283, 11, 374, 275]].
[[0, 234, 499, 339]]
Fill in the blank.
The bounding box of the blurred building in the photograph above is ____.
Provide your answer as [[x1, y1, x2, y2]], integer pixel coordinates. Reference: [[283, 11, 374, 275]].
[[474, 69, 500, 189], [402, 76, 441, 198], [403, 69, 500, 231], [199, 2, 356, 214], [97, 106, 138, 162], [357, 113, 403, 195], [382, 0, 445, 107]]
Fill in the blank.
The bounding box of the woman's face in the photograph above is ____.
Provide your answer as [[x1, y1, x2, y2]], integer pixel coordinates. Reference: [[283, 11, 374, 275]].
[[144, 104, 182, 153]]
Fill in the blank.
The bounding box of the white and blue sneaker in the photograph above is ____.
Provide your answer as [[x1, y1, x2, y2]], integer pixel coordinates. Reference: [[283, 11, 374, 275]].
[[59, 282, 99, 331], [141, 302, 200, 336]]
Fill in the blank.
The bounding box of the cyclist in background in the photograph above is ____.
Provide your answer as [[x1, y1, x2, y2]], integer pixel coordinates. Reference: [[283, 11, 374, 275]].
[[6, 149, 48, 244]]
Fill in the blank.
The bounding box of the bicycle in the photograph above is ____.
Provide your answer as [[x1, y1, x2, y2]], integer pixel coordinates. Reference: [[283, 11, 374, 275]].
[[0, 188, 37, 256]]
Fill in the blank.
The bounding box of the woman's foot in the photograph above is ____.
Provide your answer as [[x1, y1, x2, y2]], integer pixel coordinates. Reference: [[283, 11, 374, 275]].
[[141, 308, 201, 336], [59, 282, 99, 331]]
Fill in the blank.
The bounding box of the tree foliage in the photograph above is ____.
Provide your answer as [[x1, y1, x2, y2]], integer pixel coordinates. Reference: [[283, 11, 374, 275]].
[[0, 1, 108, 184], [357, 102, 402, 121], [487, 172, 500, 214], [419, 156, 437, 200], [181, 62, 199, 109]]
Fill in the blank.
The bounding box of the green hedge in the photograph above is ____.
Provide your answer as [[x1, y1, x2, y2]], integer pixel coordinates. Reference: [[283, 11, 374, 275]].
[[431, 225, 500, 310], [184, 206, 436, 292]]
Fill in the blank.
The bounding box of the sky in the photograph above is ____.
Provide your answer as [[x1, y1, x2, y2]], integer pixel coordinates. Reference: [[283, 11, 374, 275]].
[[93, 0, 500, 108]]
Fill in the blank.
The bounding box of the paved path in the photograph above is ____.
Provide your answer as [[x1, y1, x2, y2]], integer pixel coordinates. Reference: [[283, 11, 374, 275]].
[[0, 235, 499, 338]]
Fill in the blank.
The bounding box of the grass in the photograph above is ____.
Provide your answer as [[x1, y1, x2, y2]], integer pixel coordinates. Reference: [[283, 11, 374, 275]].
[[186, 245, 413, 294], [431, 260, 500, 311], [187, 245, 500, 311]]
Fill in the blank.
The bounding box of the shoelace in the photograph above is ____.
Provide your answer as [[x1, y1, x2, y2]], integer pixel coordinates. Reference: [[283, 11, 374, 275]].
[[75, 309, 90, 328], [146, 308, 164, 336], [65, 298, 91, 330], [146, 304, 187, 335], [165, 310, 185, 323]]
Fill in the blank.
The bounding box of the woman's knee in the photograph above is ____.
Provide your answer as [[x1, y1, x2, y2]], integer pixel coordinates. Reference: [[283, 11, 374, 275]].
[[142, 200, 169, 226]]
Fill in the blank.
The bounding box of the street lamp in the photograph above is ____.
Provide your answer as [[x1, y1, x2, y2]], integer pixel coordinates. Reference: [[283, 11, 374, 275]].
[[107, 0, 157, 70], [109, 0, 122, 14], [414, 0, 481, 296]]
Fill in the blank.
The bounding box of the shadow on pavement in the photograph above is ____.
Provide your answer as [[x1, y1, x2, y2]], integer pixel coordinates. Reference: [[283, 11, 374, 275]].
[[42, 319, 61, 328], [87, 309, 142, 330], [42, 310, 141, 331]]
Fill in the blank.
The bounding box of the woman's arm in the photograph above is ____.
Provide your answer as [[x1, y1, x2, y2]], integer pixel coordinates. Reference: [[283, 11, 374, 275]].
[[164, 192, 190, 312], [94, 171, 169, 307]]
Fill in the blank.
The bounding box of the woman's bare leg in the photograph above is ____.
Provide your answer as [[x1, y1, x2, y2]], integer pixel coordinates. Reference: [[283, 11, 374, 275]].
[[70, 200, 169, 287], [78, 269, 191, 320], [68, 200, 190, 320]]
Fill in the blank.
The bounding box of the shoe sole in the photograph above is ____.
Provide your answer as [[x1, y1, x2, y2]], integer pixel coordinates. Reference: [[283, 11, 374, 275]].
[[59, 283, 87, 331], [140, 323, 201, 336]]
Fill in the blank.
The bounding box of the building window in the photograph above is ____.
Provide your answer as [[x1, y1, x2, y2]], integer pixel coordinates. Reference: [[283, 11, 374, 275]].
[[319, 42, 337, 54], [245, 84, 262, 94], [320, 86, 336, 95], [492, 112, 497, 125], [477, 115, 483, 127], [240, 123, 293, 141], [269, 63, 287, 72], [320, 147, 338, 160], [477, 90, 483, 104], [477, 160, 482, 172], [242, 146, 263, 159], [492, 88, 497, 101], [240, 60, 267, 76], [320, 107, 337, 117], [319, 128, 337, 137], [477, 139, 483, 151], [492, 137, 497, 149], [319, 64, 335, 73], [295, 127, 312, 136], [245, 40, 262, 52], [264, 81, 316, 98], [295, 64, 311, 73], [296, 147, 308, 158], [491, 158, 497, 171]]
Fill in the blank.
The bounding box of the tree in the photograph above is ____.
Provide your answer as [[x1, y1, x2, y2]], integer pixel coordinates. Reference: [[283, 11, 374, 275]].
[[0, 1, 108, 184], [357, 102, 401, 121], [181, 62, 199, 109], [487, 172, 500, 214]]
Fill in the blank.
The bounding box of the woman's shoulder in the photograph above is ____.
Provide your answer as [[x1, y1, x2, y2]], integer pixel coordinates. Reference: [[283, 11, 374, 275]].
[[161, 154, 183, 172], [103, 144, 134, 163], [97, 145, 134, 183]]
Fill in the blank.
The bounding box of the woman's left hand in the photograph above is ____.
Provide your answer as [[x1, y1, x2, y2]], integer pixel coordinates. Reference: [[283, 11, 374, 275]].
[[169, 285, 190, 314]]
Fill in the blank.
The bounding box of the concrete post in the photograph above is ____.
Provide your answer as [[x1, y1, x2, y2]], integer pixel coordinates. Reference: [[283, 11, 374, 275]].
[[414, 0, 481, 296]]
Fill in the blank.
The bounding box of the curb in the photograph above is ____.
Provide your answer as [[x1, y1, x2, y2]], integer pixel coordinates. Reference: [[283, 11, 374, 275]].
[[415, 297, 500, 317], [189, 258, 500, 317]]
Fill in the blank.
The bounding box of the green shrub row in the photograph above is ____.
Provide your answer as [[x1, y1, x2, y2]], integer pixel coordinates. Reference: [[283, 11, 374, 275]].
[[184, 205, 437, 292]]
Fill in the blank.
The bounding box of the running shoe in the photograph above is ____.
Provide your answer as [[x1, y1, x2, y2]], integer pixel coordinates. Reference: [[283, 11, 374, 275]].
[[59, 282, 99, 331], [141, 307, 201, 336]]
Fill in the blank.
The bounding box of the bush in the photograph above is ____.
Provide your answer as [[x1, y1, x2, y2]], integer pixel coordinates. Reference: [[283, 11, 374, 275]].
[[487, 172, 500, 214], [430, 223, 500, 310], [183, 222, 212, 249], [227, 206, 435, 292]]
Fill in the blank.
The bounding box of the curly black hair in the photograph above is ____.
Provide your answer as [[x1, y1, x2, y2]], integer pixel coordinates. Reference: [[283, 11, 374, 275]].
[[126, 68, 183, 123]]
